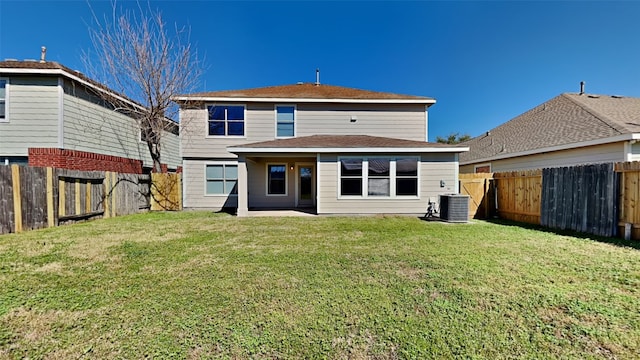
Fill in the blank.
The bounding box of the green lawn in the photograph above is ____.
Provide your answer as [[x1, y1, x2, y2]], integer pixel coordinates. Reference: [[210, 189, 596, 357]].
[[0, 212, 638, 359]]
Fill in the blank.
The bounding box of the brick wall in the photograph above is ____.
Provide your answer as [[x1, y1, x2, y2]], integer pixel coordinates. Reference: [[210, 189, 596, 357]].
[[28, 148, 144, 174]]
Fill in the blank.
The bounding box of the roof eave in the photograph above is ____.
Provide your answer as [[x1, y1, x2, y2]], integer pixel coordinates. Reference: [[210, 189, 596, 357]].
[[172, 96, 436, 105], [229, 146, 468, 154], [459, 133, 639, 165]]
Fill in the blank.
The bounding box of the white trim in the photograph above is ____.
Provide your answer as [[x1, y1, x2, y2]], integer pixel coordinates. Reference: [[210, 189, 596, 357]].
[[266, 162, 288, 196], [0, 77, 8, 123], [204, 161, 239, 197], [173, 95, 436, 105], [454, 153, 460, 193], [182, 159, 188, 208], [425, 105, 429, 142], [460, 134, 640, 165], [473, 163, 492, 173], [275, 104, 296, 138], [337, 156, 420, 200], [57, 77, 64, 147], [205, 103, 247, 138], [316, 153, 322, 213], [230, 146, 469, 154], [624, 141, 633, 162], [294, 162, 315, 207]]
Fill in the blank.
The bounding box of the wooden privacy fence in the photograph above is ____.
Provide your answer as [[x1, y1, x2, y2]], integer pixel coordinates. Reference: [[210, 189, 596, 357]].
[[1, 165, 181, 234], [461, 163, 626, 239], [616, 161, 640, 239], [494, 170, 543, 225], [458, 173, 494, 219]]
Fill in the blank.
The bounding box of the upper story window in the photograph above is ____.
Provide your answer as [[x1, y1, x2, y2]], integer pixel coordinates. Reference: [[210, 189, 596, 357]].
[[276, 105, 295, 137], [0, 79, 7, 122], [208, 105, 245, 136]]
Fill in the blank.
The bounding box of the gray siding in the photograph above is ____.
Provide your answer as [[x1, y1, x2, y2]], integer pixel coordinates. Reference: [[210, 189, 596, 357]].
[[180, 103, 428, 159], [460, 142, 624, 173], [0, 76, 59, 156], [63, 81, 181, 169], [317, 153, 457, 214], [247, 156, 316, 208], [182, 158, 238, 210]]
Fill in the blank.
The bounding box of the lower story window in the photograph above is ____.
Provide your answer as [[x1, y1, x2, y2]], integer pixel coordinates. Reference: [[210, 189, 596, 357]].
[[339, 157, 419, 197], [268, 164, 287, 195], [206, 164, 238, 195]]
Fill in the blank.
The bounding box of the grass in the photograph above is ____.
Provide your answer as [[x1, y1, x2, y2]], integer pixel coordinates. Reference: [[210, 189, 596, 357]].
[[0, 211, 638, 359]]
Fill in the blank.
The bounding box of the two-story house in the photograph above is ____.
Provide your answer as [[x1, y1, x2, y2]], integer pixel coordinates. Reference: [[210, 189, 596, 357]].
[[0, 59, 180, 173], [174, 83, 468, 216]]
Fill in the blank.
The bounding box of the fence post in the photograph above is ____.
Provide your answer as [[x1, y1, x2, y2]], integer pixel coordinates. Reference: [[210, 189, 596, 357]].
[[111, 172, 117, 217], [46, 167, 55, 227], [11, 165, 22, 233]]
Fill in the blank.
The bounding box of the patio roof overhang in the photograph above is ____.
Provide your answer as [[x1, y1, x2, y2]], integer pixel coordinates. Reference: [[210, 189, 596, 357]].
[[228, 135, 469, 155]]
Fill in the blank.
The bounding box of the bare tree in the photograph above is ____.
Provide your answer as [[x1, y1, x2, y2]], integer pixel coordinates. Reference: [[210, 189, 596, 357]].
[[83, 1, 202, 173]]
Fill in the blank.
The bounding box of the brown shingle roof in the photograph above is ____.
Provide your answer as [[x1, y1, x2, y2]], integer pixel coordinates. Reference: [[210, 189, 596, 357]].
[[460, 93, 640, 163], [178, 83, 434, 102], [230, 135, 465, 150], [0, 60, 108, 91]]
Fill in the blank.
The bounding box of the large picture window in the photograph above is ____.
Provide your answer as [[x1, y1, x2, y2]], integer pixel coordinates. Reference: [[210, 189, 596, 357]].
[[208, 105, 245, 136], [276, 105, 295, 137], [339, 157, 419, 198], [267, 164, 287, 195], [206, 164, 238, 195]]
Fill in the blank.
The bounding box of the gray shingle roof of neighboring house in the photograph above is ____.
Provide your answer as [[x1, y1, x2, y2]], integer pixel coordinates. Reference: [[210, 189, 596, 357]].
[[460, 93, 640, 163]]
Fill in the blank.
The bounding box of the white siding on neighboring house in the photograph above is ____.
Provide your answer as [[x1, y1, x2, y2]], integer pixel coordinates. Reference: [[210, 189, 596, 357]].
[[460, 142, 625, 173], [317, 153, 457, 214], [180, 103, 429, 159], [63, 81, 181, 169], [0, 76, 59, 156]]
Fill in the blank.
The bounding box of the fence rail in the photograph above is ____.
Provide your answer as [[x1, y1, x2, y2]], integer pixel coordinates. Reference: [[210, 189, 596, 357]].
[[1, 165, 181, 234]]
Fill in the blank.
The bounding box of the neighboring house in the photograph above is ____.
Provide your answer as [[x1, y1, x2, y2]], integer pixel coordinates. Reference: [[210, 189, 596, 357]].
[[0, 59, 180, 173], [174, 83, 468, 215], [460, 92, 640, 173]]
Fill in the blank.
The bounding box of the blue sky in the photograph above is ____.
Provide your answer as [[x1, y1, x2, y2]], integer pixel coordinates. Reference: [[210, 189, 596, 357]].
[[1, 1, 640, 141]]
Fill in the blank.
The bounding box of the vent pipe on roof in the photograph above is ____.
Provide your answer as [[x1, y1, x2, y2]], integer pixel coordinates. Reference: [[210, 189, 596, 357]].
[[40, 46, 47, 63], [315, 68, 320, 86], [579, 81, 585, 95]]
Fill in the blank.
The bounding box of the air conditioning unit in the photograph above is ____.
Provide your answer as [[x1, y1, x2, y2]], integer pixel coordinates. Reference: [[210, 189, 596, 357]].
[[439, 194, 469, 223]]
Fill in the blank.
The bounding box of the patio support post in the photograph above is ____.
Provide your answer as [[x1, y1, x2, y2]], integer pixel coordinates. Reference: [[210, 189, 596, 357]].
[[237, 155, 249, 217]]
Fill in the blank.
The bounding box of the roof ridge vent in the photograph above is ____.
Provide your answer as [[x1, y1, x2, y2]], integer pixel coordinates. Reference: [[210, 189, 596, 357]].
[[4, 58, 18, 61], [24, 59, 37, 62], [611, 95, 623, 99], [588, 95, 600, 99]]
